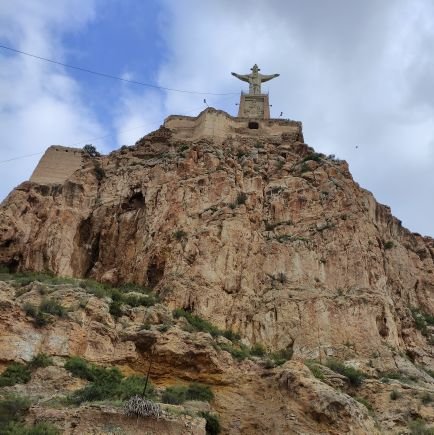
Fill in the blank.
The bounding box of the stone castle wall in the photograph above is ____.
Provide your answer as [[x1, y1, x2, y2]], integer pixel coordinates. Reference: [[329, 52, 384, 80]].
[[164, 108, 303, 143], [30, 146, 83, 184]]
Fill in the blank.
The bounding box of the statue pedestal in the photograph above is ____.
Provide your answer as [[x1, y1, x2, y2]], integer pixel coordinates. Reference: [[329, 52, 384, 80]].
[[238, 93, 270, 119]]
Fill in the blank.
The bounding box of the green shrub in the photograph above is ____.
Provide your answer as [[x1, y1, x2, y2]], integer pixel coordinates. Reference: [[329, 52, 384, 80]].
[[173, 230, 187, 241], [79, 280, 108, 298], [39, 299, 65, 317], [3, 422, 61, 435], [162, 383, 213, 404], [222, 330, 241, 342], [354, 396, 373, 412], [250, 344, 266, 357], [199, 412, 221, 435], [173, 309, 220, 337], [109, 301, 123, 318], [384, 241, 394, 250], [65, 357, 152, 404], [270, 348, 293, 366], [421, 392, 433, 405], [300, 162, 310, 173], [218, 342, 250, 361], [0, 363, 32, 387], [123, 293, 156, 308], [23, 299, 65, 327], [185, 383, 214, 402], [119, 375, 154, 399], [305, 360, 325, 380], [411, 308, 434, 337], [301, 153, 322, 163], [82, 144, 100, 157], [29, 354, 53, 369], [161, 385, 187, 405], [326, 359, 365, 386], [381, 371, 405, 381], [0, 395, 30, 427], [23, 303, 37, 317], [34, 312, 50, 327], [64, 357, 94, 380], [69, 367, 123, 404], [408, 419, 434, 435]]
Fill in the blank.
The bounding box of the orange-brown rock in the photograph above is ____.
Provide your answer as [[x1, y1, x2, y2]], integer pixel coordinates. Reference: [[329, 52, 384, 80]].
[[1, 108, 434, 433]]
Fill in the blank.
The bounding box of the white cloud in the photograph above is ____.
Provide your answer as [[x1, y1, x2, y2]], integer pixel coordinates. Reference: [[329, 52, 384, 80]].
[[0, 0, 103, 201]]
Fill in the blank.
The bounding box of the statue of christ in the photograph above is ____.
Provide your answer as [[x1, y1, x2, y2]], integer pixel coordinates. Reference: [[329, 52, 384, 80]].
[[231, 64, 279, 95]]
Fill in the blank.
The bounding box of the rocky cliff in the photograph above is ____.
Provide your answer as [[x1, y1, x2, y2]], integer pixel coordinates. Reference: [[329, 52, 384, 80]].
[[0, 108, 433, 433]]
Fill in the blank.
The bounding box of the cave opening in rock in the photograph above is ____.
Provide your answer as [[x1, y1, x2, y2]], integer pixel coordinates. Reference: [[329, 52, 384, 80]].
[[146, 256, 165, 288]]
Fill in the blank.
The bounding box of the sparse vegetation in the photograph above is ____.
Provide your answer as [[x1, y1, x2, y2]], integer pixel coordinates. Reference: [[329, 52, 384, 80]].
[[408, 419, 434, 435], [2, 422, 61, 434], [270, 348, 293, 366], [250, 344, 266, 357], [218, 342, 251, 361], [173, 230, 188, 241], [28, 353, 53, 369], [22, 299, 66, 327], [199, 411, 221, 435], [410, 308, 434, 337], [82, 144, 100, 157], [161, 383, 214, 405], [39, 299, 66, 317], [384, 241, 394, 250], [93, 162, 105, 181], [421, 392, 433, 405], [79, 280, 158, 318], [0, 363, 31, 387], [173, 308, 220, 337], [325, 359, 365, 386], [354, 396, 373, 412], [305, 360, 325, 380], [301, 153, 322, 163], [381, 371, 407, 382], [0, 395, 31, 431], [65, 357, 154, 404]]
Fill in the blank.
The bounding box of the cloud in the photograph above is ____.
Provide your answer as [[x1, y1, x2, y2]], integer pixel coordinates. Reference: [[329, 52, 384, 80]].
[[0, 0, 103, 201], [154, 0, 434, 236]]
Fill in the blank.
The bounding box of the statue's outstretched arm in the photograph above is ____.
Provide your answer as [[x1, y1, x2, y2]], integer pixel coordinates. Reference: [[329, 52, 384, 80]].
[[260, 73, 280, 83], [231, 72, 250, 83]]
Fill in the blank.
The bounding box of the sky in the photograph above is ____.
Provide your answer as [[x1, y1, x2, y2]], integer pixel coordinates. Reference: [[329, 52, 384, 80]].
[[0, 0, 433, 236]]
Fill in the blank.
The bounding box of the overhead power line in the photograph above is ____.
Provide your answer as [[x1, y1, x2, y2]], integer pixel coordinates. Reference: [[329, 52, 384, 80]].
[[0, 99, 231, 165], [0, 44, 238, 96]]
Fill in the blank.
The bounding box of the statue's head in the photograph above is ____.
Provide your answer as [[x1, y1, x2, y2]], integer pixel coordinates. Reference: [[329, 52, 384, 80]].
[[251, 64, 260, 73]]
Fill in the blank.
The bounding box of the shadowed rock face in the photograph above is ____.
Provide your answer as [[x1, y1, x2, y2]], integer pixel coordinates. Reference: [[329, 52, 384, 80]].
[[1, 116, 433, 367]]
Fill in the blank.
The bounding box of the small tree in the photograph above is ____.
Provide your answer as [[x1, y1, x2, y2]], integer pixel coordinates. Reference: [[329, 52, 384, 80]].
[[82, 144, 100, 157]]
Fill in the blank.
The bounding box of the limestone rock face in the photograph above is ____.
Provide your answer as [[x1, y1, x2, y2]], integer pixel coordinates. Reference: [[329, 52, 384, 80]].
[[1, 111, 433, 369]]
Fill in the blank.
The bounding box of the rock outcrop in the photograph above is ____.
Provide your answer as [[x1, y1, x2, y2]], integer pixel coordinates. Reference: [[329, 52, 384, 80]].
[[0, 108, 434, 433]]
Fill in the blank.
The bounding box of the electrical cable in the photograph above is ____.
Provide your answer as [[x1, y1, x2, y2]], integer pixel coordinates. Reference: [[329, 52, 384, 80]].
[[0, 44, 238, 96], [0, 99, 236, 164]]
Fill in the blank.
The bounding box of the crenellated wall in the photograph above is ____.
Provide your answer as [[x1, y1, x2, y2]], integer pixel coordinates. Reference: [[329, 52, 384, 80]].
[[164, 107, 303, 143]]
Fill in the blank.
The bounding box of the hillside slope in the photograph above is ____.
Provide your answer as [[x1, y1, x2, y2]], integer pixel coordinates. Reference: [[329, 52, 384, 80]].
[[0, 109, 433, 433]]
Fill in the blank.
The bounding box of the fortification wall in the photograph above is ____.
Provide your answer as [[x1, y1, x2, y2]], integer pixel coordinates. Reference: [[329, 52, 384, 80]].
[[30, 146, 83, 184], [164, 108, 303, 143]]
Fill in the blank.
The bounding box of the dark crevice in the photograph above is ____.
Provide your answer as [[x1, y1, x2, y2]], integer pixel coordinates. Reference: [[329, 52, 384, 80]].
[[146, 256, 165, 288]]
